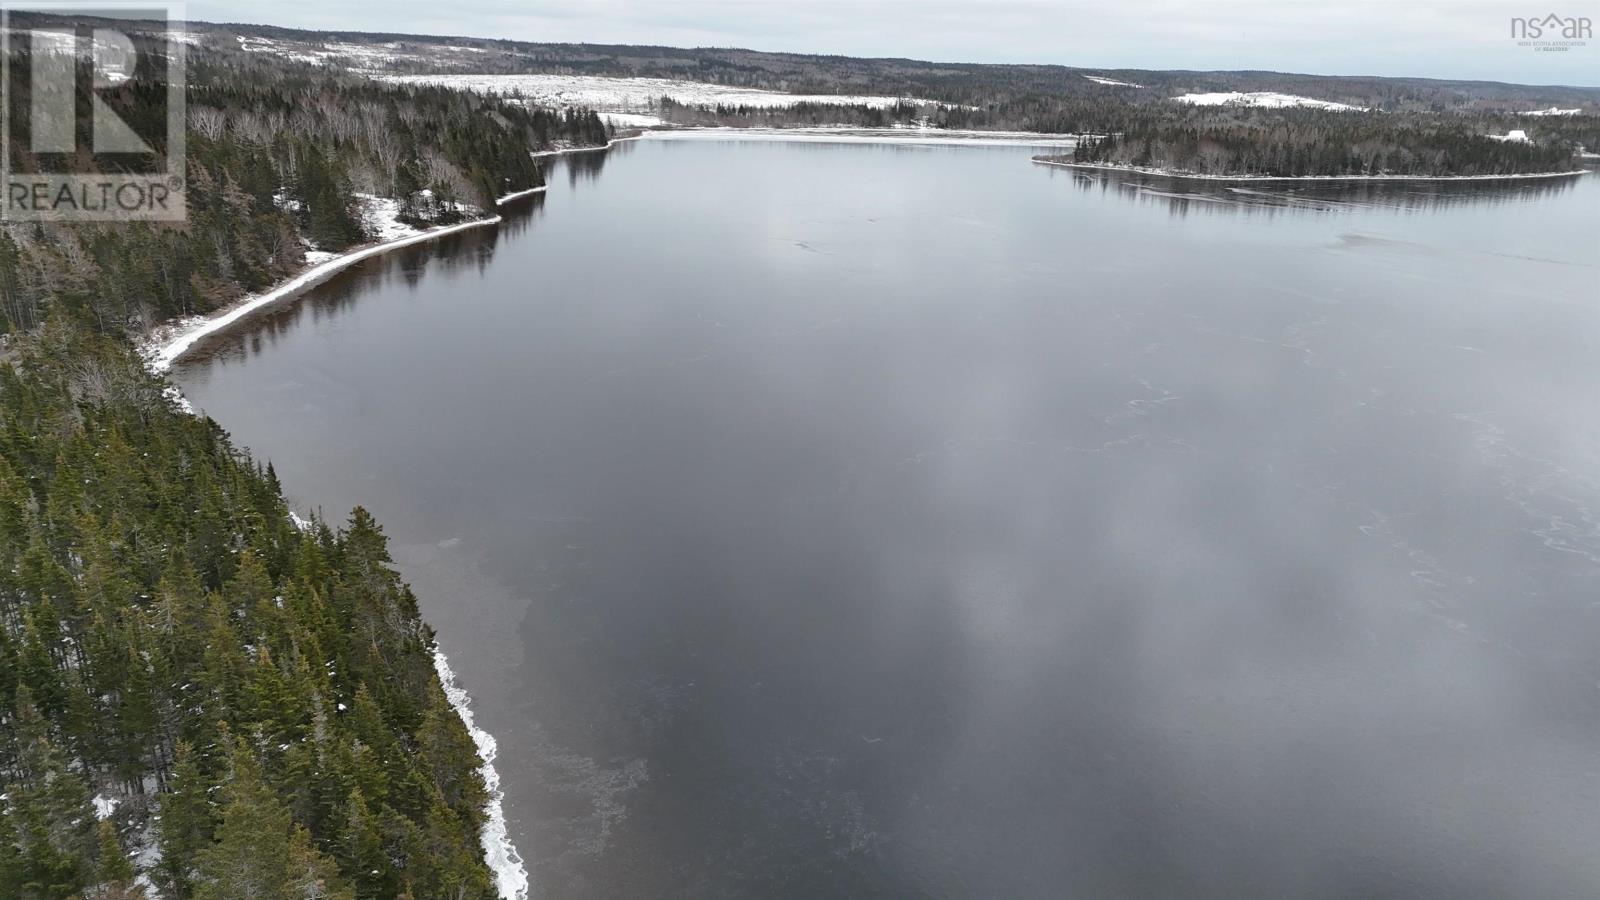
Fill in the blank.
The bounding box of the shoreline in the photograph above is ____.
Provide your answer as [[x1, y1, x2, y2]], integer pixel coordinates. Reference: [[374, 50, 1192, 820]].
[[145, 213, 504, 372], [144, 128, 640, 372], [497, 184, 548, 204], [1032, 157, 1592, 182], [434, 648, 530, 900], [530, 132, 644, 158], [141, 183, 575, 898]]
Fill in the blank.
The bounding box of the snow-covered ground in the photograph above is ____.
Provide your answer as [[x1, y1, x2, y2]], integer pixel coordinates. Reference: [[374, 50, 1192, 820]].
[[644, 126, 1083, 149], [233, 34, 482, 69], [91, 794, 120, 820], [354, 193, 434, 242], [1084, 75, 1145, 88], [530, 133, 647, 158], [1173, 91, 1368, 112], [4, 28, 136, 79], [375, 72, 939, 114], [601, 112, 666, 128], [1522, 107, 1583, 116], [1487, 129, 1531, 143]]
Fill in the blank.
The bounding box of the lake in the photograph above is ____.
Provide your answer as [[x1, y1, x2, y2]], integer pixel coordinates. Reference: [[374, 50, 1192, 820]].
[[174, 137, 1600, 898]]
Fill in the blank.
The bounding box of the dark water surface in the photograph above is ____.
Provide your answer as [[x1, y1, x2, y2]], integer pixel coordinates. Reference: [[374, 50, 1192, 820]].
[[176, 139, 1600, 898]]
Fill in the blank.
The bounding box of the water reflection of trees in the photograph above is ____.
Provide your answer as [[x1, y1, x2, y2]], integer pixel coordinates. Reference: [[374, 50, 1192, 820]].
[[554, 141, 627, 185], [180, 194, 551, 367], [186, 132, 648, 368], [1054, 166, 1588, 218]]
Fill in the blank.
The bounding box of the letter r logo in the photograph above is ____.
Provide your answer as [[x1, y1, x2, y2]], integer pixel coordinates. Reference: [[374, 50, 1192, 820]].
[[29, 28, 151, 153]]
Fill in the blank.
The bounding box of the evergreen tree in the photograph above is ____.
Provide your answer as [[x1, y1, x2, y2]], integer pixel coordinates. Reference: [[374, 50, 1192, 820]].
[[194, 740, 348, 900]]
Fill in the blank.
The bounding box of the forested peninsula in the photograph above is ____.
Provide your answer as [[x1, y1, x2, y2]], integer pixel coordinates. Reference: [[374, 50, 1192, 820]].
[[1047, 113, 1585, 178], [0, 34, 609, 900]]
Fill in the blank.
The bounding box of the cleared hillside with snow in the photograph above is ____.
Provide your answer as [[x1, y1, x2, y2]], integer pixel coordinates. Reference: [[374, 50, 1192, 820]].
[[376, 73, 940, 115], [1084, 75, 1145, 88], [1173, 91, 1368, 111]]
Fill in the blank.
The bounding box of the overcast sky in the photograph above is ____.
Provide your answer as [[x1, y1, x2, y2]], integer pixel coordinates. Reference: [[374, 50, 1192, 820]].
[[187, 0, 1599, 86]]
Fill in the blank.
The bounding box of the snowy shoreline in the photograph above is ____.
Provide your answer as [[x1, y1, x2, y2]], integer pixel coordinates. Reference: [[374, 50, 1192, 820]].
[[1032, 157, 1592, 182], [145, 213, 504, 372], [143, 164, 594, 373], [434, 649, 530, 900], [141, 194, 545, 898], [530, 133, 645, 158], [497, 185, 548, 203]]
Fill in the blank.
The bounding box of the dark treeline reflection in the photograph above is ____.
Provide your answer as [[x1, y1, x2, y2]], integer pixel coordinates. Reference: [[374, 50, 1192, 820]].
[[1050, 164, 1588, 218], [182, 193, 549, 369], [557, 142, 626, 185]]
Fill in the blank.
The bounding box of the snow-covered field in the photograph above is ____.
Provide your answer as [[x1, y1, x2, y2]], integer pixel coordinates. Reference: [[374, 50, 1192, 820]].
[[376, 73, 938, 114], [230, 33, 489, 69], [644, 126, 1082, 149], [1084, 75, 1144, 88], [1522, 107, 1584, 116], [1173, 91, 1368, 112], [600, 112, 666, 128]]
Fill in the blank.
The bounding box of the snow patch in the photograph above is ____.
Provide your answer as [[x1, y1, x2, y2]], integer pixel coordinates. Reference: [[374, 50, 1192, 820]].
[[496, 185, 547, 204], [237, 35, 407, 68], [91, 794, 119, 820], [600, 112, 664, 128], [1173, 91, 1368, 112], [433, 648, 529, 900], [356, 193, 426, 243], [1084, 75, 1144, 88], [129, 820, 164, 898], [1486, 129, 1531, 142], [1522, 107, 1583, 116], [530, 134, 646, 158], [160, 383, 194, 415], [644, 127, 1082, 150]]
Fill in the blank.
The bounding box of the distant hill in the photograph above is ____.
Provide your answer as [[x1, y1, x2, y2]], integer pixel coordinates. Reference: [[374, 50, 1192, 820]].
[[173, 20, 1600, 113]]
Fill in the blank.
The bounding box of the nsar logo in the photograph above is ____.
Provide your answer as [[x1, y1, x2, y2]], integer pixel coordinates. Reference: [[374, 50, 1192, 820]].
[[1510, 12, 1593, 51]]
